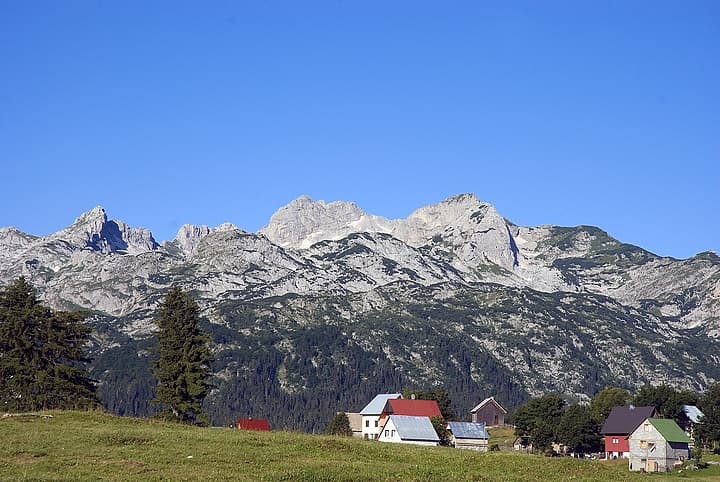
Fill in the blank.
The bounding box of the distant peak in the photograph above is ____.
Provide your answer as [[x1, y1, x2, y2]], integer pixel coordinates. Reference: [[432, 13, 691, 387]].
[[73, 206, 108, 224], [286, 195, 317, 206], [444, 193, 480, 203]]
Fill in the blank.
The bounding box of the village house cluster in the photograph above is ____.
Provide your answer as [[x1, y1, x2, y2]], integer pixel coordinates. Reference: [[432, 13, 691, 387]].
[[345, 393, 507, 450], [233, 396, 704, 474], [600, 404, 703, 472]]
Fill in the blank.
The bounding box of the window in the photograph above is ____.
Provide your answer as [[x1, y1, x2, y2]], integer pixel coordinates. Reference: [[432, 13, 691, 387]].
[[648, 442, 656, 452], [391, 430, 395, 437], [385, 430, 389, 437], [375, 420, 378, 427], [643, 423, 650, 432], [640, 440, 647, 449], [612, 438, 619, 444], [365, 420, 369, 427]]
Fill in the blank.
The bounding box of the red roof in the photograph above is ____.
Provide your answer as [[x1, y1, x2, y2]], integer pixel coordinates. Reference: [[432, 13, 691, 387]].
[[237, 418, 271, 431], [385, 399, 442, 418]]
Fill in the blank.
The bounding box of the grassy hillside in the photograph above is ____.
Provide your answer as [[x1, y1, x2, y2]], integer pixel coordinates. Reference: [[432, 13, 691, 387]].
[[1, 411, 718, 481]]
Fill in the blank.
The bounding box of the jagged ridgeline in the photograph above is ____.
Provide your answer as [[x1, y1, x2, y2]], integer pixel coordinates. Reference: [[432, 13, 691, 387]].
[[1, 194, 719, 432]]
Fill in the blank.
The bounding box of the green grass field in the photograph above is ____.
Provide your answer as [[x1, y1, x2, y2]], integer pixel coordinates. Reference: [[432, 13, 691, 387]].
[[1, 411, 719, 481]]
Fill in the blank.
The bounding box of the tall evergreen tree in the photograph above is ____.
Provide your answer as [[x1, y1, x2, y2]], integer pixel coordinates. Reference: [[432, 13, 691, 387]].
[[0, 277, 96, 411], [152, 286, 212, 425]]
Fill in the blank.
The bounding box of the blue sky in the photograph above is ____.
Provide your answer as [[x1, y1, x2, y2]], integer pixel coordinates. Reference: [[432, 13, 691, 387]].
[[1, 1, 717, 259]]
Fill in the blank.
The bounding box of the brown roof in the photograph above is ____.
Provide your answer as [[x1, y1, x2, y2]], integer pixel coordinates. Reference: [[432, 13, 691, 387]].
[[600, 406, 656, 435], [470, 396, 507, 414]]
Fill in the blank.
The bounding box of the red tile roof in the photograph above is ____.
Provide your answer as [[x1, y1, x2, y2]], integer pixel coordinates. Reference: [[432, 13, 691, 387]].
[[237, 418, 271, 431], [386, 399, 442, 418]]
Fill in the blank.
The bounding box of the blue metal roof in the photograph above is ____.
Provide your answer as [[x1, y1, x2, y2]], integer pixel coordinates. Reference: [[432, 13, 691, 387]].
[[360, 393, 402, 415], [682, 405, 704, 424], [448, 421, 489, 439], [390, 415, 440, 442]]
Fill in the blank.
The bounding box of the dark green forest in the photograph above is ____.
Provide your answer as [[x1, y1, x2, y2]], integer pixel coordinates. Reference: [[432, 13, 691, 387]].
[[88, 281, 719, 433]]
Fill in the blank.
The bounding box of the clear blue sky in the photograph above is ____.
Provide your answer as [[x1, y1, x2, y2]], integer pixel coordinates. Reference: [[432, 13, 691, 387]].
[[1, 1, 717, 259]]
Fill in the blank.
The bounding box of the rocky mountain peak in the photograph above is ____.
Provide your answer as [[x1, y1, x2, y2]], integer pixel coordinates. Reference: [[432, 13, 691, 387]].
[[174, 222, 242, 255], [260, 195, 385, 249], [47, 206, 158, 254]]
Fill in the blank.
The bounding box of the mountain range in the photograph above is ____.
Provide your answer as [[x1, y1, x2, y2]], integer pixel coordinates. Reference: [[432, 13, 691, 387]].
[[1, 194, 718, 431]]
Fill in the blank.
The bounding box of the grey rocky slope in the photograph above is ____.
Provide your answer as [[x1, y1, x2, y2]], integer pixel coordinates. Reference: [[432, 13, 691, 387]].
[[1, 194, 718, 430]]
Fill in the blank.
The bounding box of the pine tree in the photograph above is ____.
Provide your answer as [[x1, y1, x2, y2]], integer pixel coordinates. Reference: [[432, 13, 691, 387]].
[[152, 286, 212, 425], [430, 415, 451, 446], [0, 277, 96, 411], [326, 412, 352, 436]]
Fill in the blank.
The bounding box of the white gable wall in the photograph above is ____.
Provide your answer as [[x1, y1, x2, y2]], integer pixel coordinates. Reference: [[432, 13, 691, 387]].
[[628, 420, 689, 472], [377, 418, 438, 446]]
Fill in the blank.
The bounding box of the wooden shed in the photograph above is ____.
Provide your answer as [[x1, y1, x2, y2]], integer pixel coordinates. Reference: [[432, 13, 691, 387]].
[[470, 396, 507, 426], [448, 421, 490, 451]]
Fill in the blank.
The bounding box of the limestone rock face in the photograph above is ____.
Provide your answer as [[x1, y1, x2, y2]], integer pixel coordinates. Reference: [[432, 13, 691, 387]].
[[46, 206, 159, 254], [174, 224, 212, 255], [260, 195, 393, 249], [1, 197, 718, 336]]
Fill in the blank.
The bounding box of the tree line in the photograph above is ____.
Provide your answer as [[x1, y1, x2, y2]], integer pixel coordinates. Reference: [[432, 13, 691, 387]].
[[510, 385, 720, 454]]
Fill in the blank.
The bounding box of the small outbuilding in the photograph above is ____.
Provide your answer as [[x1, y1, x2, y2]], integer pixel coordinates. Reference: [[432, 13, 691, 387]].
[[470, 396, 507, 426], [628, 418, 690, 472], [237, 418, 271, 431], [447, 421, 490, 451], [377, 415, 440, 446]]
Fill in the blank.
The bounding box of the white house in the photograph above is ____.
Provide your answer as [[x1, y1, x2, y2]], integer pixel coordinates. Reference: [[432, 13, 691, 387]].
[[360, 393, 402, 440], [628, 418, 690, 472], [377, 415, 440, 446]]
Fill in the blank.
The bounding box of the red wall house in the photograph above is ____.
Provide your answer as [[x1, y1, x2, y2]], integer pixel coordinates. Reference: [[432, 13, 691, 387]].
[[603, 435, 629, 457], [237, 418, 271, 431], [600, 406, 656, 459]]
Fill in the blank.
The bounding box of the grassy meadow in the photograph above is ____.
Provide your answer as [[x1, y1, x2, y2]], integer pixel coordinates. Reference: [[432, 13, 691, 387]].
[[1, 411, 719, 481]]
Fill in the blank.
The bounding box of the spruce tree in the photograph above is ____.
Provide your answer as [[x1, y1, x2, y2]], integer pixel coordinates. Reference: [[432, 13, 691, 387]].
[[0, 277, 96, 411], [326, 412, 352, 436], [152, 286, 212, 424]]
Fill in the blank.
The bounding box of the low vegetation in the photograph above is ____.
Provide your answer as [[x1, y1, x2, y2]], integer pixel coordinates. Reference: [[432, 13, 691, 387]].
[[2, 411, 719, 481]]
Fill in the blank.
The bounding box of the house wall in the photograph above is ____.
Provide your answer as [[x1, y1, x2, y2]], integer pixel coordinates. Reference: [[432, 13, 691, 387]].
[[453, 437, 489, 451], [472, 404, 504, 426], [377, 419, 438, 446], [377, 418, 402, 443], [361, 415, 383, 440], [604, 435, 630, 459], [628, 422, 689, 472]]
